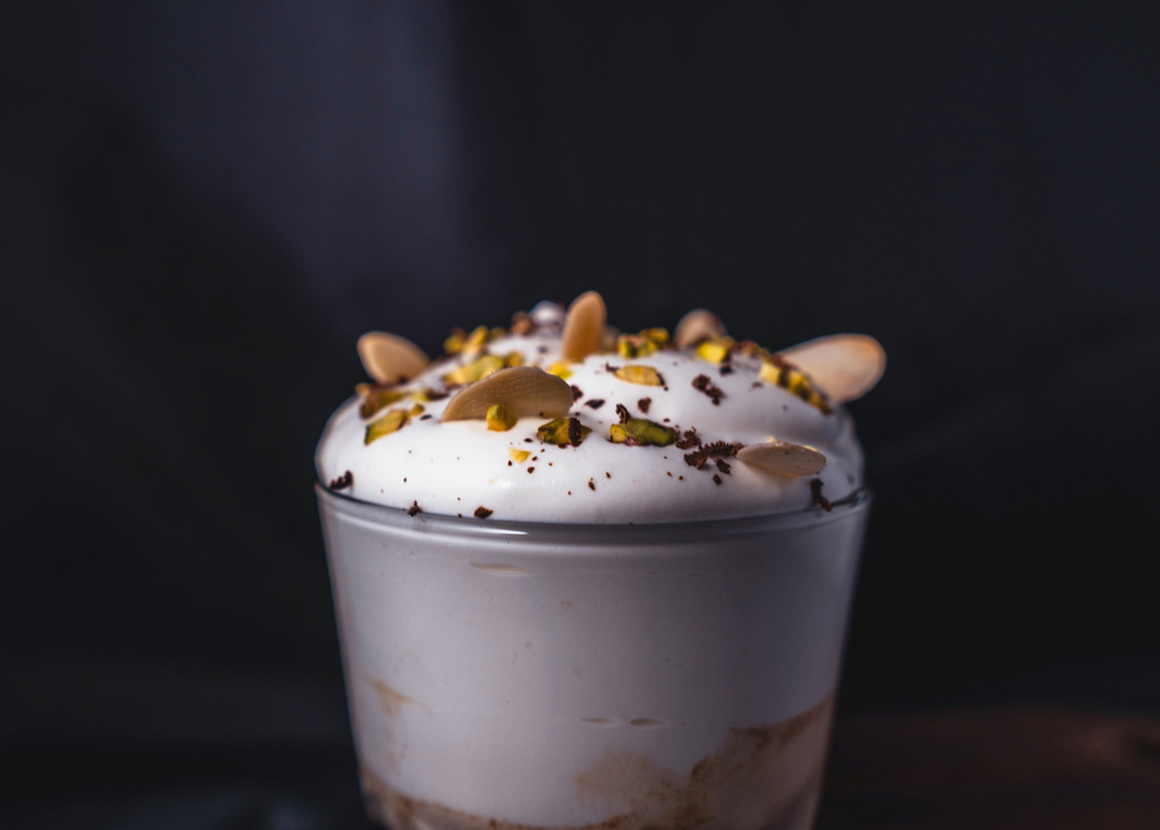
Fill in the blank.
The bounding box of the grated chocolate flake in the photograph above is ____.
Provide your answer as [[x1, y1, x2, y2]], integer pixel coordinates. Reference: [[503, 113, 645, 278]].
[[571, 384, 584, 402], [637, 397, 652, 414], [474, 506, 494, 519], [810, 479, 833, 512], [684, 440, 742, 470], [675, 427, 702, 450], [692, 374, 725, 405], [584, 398, 605, 409], [713, 473, 723, 485], [715, 458, 732, 475], [328, 471, 354, 491], [407, 501, 421, 517], [588, 479, 596, 491]]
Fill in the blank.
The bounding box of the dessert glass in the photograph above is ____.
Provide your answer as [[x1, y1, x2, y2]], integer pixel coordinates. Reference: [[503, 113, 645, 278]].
[[317, 484, 870, 830]]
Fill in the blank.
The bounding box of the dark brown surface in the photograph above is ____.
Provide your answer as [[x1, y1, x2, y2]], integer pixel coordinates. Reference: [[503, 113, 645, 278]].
[[818, 708, 1160, 829]]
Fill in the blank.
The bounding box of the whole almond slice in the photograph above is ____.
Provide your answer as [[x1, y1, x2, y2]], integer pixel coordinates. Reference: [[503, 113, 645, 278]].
[[561, 291, 607, 362], [673, 309, 726, 348], [736, 440, 827, 477], [441, 366, 574, 422], [357, 332, 430, 385], [777, 334, 886, 404]]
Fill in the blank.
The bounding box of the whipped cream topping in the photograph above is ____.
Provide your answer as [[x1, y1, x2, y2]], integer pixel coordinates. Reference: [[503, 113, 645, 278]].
[[316, 300, 876, 523]]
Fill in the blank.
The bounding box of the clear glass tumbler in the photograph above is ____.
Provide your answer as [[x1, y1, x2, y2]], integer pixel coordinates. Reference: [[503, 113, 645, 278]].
[[317, 485, 870, 830]]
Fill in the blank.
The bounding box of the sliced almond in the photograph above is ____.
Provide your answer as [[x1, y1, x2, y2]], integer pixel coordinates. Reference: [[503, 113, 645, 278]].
[[673, 309, 726, 348], [441, 366, 574, 422], [736, 440, 827, 477], [561, 291, 607, 362], [357, 332, 430, 385], [777, 334, 885, 404]]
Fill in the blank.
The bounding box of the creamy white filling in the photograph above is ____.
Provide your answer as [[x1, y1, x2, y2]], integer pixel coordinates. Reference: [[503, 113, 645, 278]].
[[316, 324, 865, 523]]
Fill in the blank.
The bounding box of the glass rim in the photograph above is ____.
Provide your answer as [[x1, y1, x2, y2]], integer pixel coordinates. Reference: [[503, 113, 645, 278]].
[[316, 481, 871, 542]]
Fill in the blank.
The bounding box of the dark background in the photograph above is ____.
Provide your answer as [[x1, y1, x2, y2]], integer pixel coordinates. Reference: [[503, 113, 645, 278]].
[[4, 3, 1159, 828]]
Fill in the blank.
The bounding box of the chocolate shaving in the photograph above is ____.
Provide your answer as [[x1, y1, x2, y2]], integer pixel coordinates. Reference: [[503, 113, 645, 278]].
[[713, 473, 723, 485], [588, 479, 596, 491], [615, 403, 630, 424], [719, 365, 734, 376], [715, 458, 732, 475], [810, 479, 833, 512], [675, 428, 702, 450], [407, 501, 421, 517], [692, 374, 725, 405], [637, 397, 652, 413], [571, 384, 584, 402], [328, 471, 353, 491], [566, 416, 585, 447], [584, 398, 605, 409], [683, 440, 742, 470], [474, 506, 493, 519]]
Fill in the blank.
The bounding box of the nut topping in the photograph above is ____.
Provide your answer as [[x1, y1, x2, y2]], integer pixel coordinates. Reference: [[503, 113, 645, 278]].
[[673, 309, 726, 348], [561, 291, 607, 362], [441, 366, 574, 423], [736, 440, 827, 477], [356, 332, 430, 385], [777, 334, 886, 404]]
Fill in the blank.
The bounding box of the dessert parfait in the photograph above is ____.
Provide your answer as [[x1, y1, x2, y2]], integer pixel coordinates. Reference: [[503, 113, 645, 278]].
[[315, 291, 885, 830]]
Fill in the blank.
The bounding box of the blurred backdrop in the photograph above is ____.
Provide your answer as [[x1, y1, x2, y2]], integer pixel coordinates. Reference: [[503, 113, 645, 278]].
[[4, 2, 1159, 828]]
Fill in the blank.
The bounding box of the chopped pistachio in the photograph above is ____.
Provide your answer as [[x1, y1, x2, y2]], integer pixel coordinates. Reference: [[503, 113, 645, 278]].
[[356, 385, 406, 419], [616, 327, 670, 358], [364, 408, 410, 445], [462, 325, 490, 354], [548, 362, 573, 380], [537, 417, 592, 447], [487, 403, 517, 431], [508, 447, 531, 463], [609, 418, 677, 447], [613, 364, 665, 386], [695, 337, 734, 364], [443, 328, 467, 355], [759, 358, 833, 414], [444, 353, 506, 386]]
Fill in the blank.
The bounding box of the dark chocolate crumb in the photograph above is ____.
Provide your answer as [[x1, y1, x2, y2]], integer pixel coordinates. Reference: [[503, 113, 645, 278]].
[[571, 384, 583, 402], [524, 438, 533, 443], [751, 381, 763, 389], [684, 440, 742, 470], [604, 362, 619, 372], [407, 501, 421, 517], [719, 365, 734, 376], [675, 428, 702, 450], [566, 417, 585, 447], [810, 479, 833, 512], [419, 414, 433, 420], [588, 479, 596, 491], [605, 472, 611, 478], [692, 374, 725, 405], [667, 471, 672, 477], [678, 475, 684, 480], [423, 390, 449, 401], [715, 458, 732, 475], [527, 467, 535, 473], [474, 506, 493, 519], [507, 461, 513, 466], [584, 398, 605, 409], [328, 471, 353, 491], [637, 397, 652, 414], [713, 473, 723, 485]]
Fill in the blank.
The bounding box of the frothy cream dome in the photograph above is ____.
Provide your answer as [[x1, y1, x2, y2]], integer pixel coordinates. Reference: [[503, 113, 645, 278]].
[[315, 292, 884, 523]]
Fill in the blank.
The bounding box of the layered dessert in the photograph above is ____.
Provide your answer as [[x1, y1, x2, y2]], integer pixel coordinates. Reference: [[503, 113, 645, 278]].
[[315, 291, 884, 830]]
